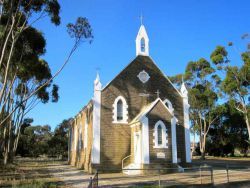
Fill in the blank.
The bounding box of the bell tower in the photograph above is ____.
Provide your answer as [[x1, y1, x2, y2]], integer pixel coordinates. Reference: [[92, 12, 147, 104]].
[[135, 16, 149, 56]]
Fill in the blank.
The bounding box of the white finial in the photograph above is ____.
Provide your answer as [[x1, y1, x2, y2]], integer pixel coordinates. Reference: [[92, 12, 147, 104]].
[[94, 71, 102, 90], [95, 72, 100, 83], [140, 13, 143, 25]]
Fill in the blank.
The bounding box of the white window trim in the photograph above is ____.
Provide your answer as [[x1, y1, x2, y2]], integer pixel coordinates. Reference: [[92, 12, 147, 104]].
[[112, 96, 128, 124], [163, 98, 174, 114], [153, 120, 168, 149], [137, 70, 150, 84]]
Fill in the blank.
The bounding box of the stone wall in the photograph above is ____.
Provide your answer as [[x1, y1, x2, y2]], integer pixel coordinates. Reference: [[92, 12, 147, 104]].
[[100, 55, 186, 170], [68, 103, 93, 173]]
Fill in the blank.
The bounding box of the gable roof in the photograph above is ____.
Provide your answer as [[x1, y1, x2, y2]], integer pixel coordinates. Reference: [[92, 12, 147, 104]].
[[130, 98, 175, 125], [102, 55, 183, 97]]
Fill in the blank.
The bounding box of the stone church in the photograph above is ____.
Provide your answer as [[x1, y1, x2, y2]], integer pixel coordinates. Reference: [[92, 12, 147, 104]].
[[68, 24, 191, 174]]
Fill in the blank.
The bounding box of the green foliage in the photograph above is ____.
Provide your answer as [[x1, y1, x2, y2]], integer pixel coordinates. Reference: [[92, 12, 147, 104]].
[[0, 3, 60, 104], [0, 0, 93, 165], [210, 46, 228, 65], [170, 37, 250, 157], [17, 119, 71, 158], [67, 17, 94, 44], [48, 119, 70, 158], [207, 103, 248, 156], [3, 0, 61, 26], [17, 125, 52, 157]]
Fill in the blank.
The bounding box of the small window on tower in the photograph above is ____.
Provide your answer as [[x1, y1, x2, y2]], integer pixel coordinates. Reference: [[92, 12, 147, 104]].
[[141, 38, 145, 52], [117, 99, 123, 120]]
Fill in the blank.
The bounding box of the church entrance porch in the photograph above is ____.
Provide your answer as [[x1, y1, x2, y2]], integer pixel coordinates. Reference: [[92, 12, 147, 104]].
[[122, 98, 180, 175]]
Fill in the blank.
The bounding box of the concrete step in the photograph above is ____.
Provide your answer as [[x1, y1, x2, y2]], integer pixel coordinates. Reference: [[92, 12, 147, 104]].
[[122, 163, 141, 175]]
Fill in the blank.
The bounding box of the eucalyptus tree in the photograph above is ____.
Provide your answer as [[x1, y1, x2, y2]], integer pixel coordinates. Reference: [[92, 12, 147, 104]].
[[171, 55, 227, 159], [0, 0, 61, 164], [0, 0, 93, 164], [210, 42, 250, 140], [206, 102, 248, 157]]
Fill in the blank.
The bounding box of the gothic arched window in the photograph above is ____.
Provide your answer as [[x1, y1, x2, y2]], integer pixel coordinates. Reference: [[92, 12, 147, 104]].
[[157, 125, 163, 145], [141, 38, 145, 52], [112, 96, 128, 123], [117, 99, 123, 120], [153, 120, 168, 148]]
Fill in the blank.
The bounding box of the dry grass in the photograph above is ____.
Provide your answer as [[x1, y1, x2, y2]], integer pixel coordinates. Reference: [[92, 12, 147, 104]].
[[1, 157, 250, 187], [0, 158, 64, 188]]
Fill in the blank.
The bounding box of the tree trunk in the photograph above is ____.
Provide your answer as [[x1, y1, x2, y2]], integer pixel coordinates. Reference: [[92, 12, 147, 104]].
[[192, 132, 195, 158], [200, 151, 205, 160], [245, 113, 250, 140], [200, 134, 206, 160], [3, 122, 11, 165]]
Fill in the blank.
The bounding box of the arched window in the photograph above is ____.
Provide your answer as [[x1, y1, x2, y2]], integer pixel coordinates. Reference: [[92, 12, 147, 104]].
[[153, 120, 168, 148], [113, 96, 128, 123], [141, 38, 145, 52], [117, 99, 123, 120], [157, 125, 163, 145]]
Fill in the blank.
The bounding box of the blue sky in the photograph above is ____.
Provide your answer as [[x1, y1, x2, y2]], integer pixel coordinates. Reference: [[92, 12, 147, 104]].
[[29, 0, 250, 129]]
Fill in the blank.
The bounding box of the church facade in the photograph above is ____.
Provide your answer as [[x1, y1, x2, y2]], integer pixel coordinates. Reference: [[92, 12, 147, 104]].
[[68, 24, 191, 174]]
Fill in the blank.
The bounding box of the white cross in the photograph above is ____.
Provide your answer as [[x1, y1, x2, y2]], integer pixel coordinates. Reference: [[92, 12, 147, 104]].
[[155, 90, 160, 98]]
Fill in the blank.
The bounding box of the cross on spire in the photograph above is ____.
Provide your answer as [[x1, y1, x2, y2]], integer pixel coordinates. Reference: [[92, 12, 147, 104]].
[[95, 67, 100, 73], [139, 14, 143, 25]]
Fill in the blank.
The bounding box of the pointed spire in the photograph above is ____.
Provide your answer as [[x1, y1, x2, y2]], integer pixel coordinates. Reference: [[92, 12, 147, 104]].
[[135, 16, 149, 56], [94, 72, 100, 84], [94, 71, 102, 90]]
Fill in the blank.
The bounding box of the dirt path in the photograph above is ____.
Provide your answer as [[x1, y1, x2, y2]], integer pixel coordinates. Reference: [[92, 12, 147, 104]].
[[46, 162, 92, 188], [49, 161, 250, 188], [1, 158, 250, 187]]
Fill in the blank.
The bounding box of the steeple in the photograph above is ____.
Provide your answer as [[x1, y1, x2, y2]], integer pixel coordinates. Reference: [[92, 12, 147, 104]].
[[180, 77, 191, 163], [92, 71, 101, 164], [135, 19, 149, 56]]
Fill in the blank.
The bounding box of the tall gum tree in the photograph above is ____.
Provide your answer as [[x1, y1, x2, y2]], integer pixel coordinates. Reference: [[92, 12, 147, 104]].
[[171, 55, 226, 159], [0, 1, 93, 165], [212, 43, 250, 140]]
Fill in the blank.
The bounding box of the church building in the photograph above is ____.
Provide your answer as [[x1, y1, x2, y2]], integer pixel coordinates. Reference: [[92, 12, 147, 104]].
[[68, 23, 191, 174]]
